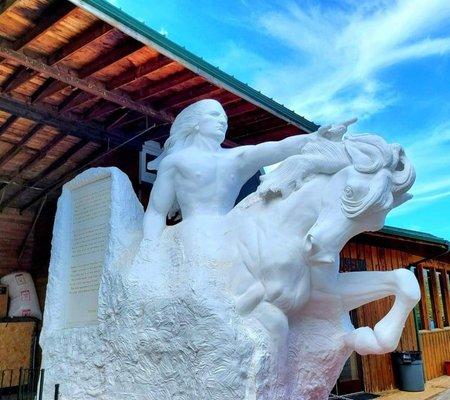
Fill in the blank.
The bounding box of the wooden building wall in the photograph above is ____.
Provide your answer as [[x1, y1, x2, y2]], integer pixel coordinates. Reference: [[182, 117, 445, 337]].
[[341, 242, 417, 393], [420, 329, 450, 380], [0, 207, 35, 276], [341, 241, 450, 394]]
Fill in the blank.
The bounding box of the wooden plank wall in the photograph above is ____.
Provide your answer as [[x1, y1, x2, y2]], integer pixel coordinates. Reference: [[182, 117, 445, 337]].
[[0, 207, 35, 276], [340, 241, 420, 393], [420, 329, 450, 380]]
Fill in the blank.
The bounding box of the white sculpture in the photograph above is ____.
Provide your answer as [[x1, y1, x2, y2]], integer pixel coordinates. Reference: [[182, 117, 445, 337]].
[[40, 99, 419, 400]]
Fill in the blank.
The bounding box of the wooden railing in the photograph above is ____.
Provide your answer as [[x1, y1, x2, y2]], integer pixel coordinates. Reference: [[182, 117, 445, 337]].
[[420, 328, 450, 380]]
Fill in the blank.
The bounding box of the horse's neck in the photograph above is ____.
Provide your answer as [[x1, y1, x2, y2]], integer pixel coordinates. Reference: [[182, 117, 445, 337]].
[[233, 174, 328, 236], [277, 176, 328, 235]]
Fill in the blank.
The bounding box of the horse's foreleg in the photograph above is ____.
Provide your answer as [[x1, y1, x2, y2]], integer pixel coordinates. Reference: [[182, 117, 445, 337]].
[[336, 269, 419, 312], [339, 269, 420, 355]]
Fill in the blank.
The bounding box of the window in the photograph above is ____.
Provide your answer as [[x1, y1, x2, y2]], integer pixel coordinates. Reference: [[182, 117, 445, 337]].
[[437, 270, 449, 326], [411, 266, 424, 330], [423, 268, 437, 329]]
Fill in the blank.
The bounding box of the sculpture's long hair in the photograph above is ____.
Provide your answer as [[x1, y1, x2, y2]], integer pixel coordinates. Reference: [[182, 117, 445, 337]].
[[148, 99, 225, 170], [257, 134, 415, 218]]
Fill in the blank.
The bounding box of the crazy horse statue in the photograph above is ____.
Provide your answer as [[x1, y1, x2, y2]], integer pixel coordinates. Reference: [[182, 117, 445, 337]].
[[39, 100, 419, 400]]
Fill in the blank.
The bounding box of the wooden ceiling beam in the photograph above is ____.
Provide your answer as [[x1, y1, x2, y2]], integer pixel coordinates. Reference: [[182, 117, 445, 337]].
[[78, 39, 144, 79], [105, 109, 132, 130], [58, 89, 95, 113], [0, 133, 65, 192], [27, 23, 114, 102], [106, 55, 174, 90], [0, 39, 173, 122], [20, 145, 107, 212], [84, 100, 119, 121], [155, 82, 220, 110], [48, 21, 113, 66], [0, 123, 43, 167], [0, 66, 37, 93], [12, 2, 77, 51], [169, 91, 241, 116], [0, 0, 19, 15], [134, 69, 196, 101], [229, 118, 289, 139], [0, 114, 17, 136], [0, 94, 126, 145], [225, 101, 259, 118], [31, 78, 69, 103], [237, 124, 299, 144], [0, 139, 90, 210]]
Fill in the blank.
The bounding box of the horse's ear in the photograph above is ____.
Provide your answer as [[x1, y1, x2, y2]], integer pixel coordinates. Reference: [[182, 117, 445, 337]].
[[344, 135, 388, 173]]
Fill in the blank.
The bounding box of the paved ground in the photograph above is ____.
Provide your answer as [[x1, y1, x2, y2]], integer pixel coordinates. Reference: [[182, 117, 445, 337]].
[[378, 376, 450, 399]]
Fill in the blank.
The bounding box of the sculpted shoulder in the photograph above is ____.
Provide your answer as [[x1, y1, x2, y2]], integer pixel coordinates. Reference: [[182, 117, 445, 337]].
[[157, 153, 180, 172]]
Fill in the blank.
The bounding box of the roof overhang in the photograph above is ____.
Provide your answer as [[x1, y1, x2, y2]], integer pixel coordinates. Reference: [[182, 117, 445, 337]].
[[0, 0, 318, 212]]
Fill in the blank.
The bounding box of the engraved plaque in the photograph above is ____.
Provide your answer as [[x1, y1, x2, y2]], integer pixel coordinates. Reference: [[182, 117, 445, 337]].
[[65, 176, 111, 328]]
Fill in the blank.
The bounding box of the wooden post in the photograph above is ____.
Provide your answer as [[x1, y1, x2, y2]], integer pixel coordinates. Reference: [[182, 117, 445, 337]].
[[416, 265, 430, 330], [439, 269, 450, 326], [430, 269, 444, 329]]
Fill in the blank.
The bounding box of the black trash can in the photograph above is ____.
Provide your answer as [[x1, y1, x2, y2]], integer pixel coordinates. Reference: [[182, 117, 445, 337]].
[[392, 351, 425, 392]]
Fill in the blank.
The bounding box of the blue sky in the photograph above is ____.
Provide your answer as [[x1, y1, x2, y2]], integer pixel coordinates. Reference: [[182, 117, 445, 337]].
[[109, 0, 450, 240]]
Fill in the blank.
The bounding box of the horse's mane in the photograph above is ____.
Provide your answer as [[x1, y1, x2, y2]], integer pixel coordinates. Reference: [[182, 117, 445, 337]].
[[248, 134, 415, 218]]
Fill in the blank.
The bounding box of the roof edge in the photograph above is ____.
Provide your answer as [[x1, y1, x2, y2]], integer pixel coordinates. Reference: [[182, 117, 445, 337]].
[[69, 0, 319, 133], [378, 225, 449, 247]]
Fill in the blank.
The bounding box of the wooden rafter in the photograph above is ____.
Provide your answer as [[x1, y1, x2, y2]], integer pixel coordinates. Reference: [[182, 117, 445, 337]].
[[78, 39, 144, 79], [229, 109, 271, 126], [84, 100, 119, 121], [58, 89, 95, 113], [0, 114, 17, 135], [0, 94, 126, 145], [225, 101, 258, 117], [30, 79, 69, 104], [155, 82, 220, 110], [26, 23, 114, 102], [106, 55, 174, 90], [230, 118, 290, 139], [0, 123, 43, 167], [133, 69, 196, 101], [105, 109, 132, 130], [0, 133, 65, 192], [0, 0, 18, 14], [237, 124, 299, 144], [12, 1, 77, 51], [110, 113, 145, 130], [0, 38, 173, 122], [0, 66, 37, 93], [0, 139, 90, 210], [48, 21, 113, 66], [20, 145, 107, 212]]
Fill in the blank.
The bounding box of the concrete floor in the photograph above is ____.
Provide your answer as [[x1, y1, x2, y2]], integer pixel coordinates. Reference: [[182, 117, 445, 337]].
[[378, 376, 450, 399]]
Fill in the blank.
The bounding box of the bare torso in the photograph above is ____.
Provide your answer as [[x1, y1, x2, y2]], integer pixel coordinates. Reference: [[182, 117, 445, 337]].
[[168, 147, 250, 219]]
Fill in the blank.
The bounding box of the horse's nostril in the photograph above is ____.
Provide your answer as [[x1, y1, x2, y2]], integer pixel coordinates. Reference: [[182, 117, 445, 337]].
[[305, 233, 315, 254]]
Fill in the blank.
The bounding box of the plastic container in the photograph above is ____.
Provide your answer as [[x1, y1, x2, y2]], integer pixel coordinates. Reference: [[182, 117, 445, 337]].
[[392, 351, 425, 392], [445, 361, 450, 376], [0, 271, 42, 319]]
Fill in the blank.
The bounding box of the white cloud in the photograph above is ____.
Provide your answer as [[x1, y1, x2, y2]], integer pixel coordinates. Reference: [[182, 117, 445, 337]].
[[388, 122, 450, 217], [232, 0, 450, 123]]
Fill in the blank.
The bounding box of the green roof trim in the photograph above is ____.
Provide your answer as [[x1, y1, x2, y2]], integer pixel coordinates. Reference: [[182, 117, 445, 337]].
[[71, 0, 319, 133], [380, 225, 449, 247]]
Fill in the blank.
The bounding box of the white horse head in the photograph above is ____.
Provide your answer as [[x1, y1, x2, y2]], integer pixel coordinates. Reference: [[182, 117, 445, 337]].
[[257, 133, 415, 265]]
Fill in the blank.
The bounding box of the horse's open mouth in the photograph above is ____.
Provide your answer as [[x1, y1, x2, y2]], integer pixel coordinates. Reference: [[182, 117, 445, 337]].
[[303, 233, 336, 265]]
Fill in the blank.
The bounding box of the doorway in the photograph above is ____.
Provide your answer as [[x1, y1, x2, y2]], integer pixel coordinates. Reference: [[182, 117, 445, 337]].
[[332, 310, 364, 395]]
